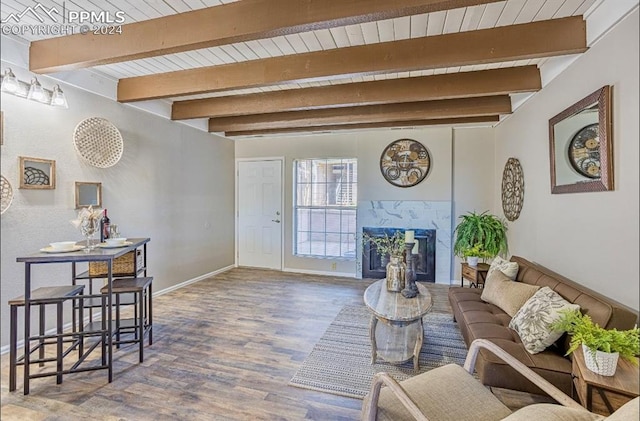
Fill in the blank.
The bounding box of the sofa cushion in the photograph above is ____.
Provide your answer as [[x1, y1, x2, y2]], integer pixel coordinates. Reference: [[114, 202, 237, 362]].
[[481, 270, 540, 317], [488, 256, 519, 280], [509, 287, 581, 354]]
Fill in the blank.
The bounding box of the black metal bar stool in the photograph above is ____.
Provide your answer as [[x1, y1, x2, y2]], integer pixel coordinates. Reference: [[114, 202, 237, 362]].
[[8, 285, 85, 392], [100, 277, 153, 362]]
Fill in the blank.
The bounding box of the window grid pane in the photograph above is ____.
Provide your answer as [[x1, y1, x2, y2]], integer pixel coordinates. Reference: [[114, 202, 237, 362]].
[[294, 158, 357, 259]]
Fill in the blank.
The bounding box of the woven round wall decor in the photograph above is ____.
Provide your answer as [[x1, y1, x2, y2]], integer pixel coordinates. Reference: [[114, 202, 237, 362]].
[[501, 157, 524, 221], [73, 117, 123, 168], [1, 175, 14, 214]]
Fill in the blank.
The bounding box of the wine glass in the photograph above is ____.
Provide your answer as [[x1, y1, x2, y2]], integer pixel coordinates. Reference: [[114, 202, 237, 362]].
[[80, 218, 98, 252]]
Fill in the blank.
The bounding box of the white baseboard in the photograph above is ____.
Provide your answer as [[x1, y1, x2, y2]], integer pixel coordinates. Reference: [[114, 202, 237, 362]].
[[282, 267, 357, 278], [153, 264, 236, 297], [0, 265, 236, 355]]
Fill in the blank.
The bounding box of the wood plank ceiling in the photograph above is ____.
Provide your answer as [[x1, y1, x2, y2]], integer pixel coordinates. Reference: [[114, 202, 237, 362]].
[[1, 0, 595, 137]]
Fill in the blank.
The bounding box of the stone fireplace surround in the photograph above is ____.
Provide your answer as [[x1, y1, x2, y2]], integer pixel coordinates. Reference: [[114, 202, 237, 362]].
[[356, 201, 452, 284]]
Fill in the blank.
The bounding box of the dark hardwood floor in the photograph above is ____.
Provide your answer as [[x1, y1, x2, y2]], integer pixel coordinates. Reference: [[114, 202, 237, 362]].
[[0, 268, 549, 420]]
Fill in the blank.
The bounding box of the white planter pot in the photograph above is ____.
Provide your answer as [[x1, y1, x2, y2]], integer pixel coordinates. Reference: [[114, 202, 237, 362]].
[[582, 344, 619, 376], [466, 256, 479, 267]]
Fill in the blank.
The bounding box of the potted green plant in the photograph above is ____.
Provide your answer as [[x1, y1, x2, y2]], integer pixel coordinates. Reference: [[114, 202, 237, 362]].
[[461, 243, 492, 267], [453, 211, 508, 265], [552, 309, 640, 376]]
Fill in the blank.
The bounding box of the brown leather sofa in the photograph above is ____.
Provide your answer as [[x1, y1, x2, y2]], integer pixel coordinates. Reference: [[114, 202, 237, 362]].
[[448, 256, 639, 396]]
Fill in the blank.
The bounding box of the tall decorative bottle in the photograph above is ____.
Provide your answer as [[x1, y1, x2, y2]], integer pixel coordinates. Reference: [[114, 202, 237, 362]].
[[100, 209, 111, 242]]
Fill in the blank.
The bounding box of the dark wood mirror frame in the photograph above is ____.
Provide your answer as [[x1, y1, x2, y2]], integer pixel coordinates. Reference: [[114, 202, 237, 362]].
[[549, 85, 613, 194]]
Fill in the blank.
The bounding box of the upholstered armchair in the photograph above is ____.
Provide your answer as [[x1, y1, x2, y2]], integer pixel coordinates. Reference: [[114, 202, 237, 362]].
[[362, 339, 639, 421]]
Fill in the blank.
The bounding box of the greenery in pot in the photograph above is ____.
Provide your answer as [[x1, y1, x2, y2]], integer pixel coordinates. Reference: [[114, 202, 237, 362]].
[[362, 231, 405, 257], [552, 309, 640, 364], [461, 243, 492, 259], [453, 211, 508, 259]]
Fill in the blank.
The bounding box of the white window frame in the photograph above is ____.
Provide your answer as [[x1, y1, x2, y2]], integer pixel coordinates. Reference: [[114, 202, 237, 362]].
[[293, 158, 357, 259]]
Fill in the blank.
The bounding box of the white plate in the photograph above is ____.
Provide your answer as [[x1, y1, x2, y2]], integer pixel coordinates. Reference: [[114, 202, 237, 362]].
[[40, 245, 84, 253], [97, 241, 133, 248]]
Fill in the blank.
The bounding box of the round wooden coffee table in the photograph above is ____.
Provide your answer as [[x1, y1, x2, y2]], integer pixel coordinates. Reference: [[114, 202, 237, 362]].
[[363, 278, 433, 370]]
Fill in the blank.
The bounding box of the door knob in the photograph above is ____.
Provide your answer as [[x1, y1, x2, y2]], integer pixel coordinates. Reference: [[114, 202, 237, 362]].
[[272, 219, 281, 223]]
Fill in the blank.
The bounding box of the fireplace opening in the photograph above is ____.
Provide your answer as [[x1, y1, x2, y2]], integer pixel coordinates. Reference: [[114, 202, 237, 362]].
[[362, 227, 436, 282]]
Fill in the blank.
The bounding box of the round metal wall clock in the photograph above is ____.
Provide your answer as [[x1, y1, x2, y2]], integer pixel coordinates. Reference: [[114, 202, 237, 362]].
[[380, 139, 431, 188], [501, 157, 524, 221], [568, 123, 600, 179]]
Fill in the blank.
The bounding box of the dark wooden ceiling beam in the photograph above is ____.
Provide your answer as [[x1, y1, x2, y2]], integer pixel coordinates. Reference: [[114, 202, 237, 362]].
[[224, 116, 500, 136], [208, 96, 511, 132], [29, 0, 502, 73], [173, 66, 540, 120], [119, 16, 586, 102]]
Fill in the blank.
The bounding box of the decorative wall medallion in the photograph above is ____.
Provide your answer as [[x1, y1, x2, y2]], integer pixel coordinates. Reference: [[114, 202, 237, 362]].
[[380, 139, 431, 187], [568, 123, 600, 179], [1, 175, 13, 214], [501, 158, 524, 221], [73, 117, 123, 168]]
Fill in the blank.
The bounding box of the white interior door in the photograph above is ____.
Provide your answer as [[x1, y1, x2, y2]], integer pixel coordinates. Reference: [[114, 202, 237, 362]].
[[237, 160, 282, 269]]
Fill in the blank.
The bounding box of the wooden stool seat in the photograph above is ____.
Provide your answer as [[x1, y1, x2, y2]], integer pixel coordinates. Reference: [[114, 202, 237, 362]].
[[101, 277, 153, 294], [8, 285, 85, 392], [100, 277, 153, 362], [9, 285, 85, 305]]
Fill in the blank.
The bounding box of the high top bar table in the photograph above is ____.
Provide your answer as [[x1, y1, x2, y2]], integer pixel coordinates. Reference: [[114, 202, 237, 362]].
[[15, 237, 150, 394]]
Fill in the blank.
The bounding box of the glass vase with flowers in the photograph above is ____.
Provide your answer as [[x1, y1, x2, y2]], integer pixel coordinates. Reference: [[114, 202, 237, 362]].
[[71, 205, 102, 252], [362, 231, 406, 292]]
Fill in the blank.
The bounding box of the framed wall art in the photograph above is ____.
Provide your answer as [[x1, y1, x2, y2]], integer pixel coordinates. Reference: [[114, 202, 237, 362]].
[[548, 86, 613, 194], [19, 156, 56, 189], [75, 181, 102, 208]]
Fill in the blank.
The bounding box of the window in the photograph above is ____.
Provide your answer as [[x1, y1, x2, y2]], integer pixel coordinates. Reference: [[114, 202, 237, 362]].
[[294, 158, 357, 259]]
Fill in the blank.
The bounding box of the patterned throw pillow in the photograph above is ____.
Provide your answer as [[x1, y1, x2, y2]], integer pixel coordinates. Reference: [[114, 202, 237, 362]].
[[481, 270, 540, 317], [487, 256, 519, 280], [509, 286, 580, 354]]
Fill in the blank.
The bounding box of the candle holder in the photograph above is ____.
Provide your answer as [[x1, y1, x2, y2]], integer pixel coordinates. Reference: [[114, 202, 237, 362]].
[[402, 243, 419, 298]]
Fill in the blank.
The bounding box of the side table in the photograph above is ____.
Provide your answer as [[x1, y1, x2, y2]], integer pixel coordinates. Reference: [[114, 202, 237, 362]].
[[572, 349, 639, 415], [460, 263, 490, 288]]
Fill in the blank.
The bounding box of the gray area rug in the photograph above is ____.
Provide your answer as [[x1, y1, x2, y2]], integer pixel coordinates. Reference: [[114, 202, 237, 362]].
[[289, 304, 467, 399]]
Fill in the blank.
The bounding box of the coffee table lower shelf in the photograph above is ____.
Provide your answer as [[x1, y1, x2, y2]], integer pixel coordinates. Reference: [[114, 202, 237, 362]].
[[370, 317, 424, 370]]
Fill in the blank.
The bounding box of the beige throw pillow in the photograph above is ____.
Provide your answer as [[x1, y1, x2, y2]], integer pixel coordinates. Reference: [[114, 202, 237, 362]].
[[509, 286, 580, 354], [487, 256, 519, 280], [481, 270, 540, 317]]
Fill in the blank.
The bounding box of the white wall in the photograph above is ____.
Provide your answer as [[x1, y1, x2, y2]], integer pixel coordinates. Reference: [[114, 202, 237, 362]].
[[493, 10, 639, 310], [0, 64, 236, 348], [236, 126, 496, 279], [452, 127, 496, 281]]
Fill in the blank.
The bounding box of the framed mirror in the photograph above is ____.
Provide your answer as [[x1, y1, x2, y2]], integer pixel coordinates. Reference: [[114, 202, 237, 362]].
[[75, 181, 102, 209], [549, 86, 613, 194], [19, 156, 56, 189]]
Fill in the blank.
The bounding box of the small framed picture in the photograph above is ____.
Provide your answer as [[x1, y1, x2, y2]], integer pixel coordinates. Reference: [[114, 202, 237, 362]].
[[19, 156, 56, 189]]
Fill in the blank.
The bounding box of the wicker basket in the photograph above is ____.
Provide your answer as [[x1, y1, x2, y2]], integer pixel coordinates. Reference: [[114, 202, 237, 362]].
[[89, 250, 142, 277]]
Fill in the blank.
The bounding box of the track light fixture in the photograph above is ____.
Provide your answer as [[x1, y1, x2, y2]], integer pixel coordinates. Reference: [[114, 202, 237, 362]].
[[1, 68, 69, 108], [50, 85, 68, 108]]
